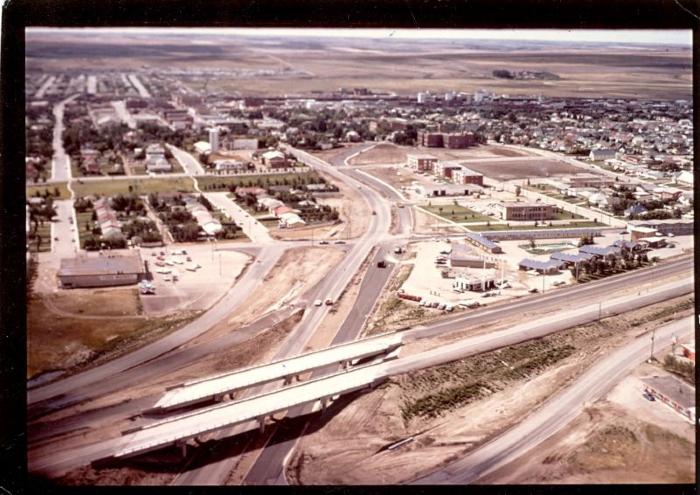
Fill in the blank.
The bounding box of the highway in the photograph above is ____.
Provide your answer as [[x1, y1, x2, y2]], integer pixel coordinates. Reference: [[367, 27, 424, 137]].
[[172, 143, 396, 484], [27, 278, 693, 478], [413, 316, 694, 484]]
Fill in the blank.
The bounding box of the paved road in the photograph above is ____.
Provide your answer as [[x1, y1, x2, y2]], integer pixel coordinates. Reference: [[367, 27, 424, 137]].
[[173, 143, 395, 484], [51, 200, 80, 259], [35, 75, 56, 98], [413, 316, 694, 484], [27, 278, 693, 478], [111, 100, 137, 129], [205, 192, 274, 245], [168, 144, 206, 176], [51, 95, 77, 182], [127, 74, 151, 98], [28, 244, 286, 407]]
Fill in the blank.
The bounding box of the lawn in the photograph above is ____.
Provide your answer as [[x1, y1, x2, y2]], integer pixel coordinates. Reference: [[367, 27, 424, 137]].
[[551, 209, 585, 220], [72, 176, 196, 196], [196, 171, 321, 191], [27, 223, 51, 252], [421, 204, 493, 223], [26, 182, 71, 200], [75, 210, 97, 248], [468, 221, 603, 232]]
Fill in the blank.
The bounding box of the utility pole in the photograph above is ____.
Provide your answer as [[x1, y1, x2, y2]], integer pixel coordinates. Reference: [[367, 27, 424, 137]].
[[649, 328, 656, 361]]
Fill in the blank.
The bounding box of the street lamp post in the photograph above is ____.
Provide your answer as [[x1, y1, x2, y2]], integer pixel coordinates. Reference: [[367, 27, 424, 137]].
[[649, 328, 656, 361]]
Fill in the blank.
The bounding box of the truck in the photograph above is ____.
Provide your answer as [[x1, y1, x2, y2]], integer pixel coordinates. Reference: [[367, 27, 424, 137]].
[[377, 260, 387, 268], [393, 246, 404, 254]]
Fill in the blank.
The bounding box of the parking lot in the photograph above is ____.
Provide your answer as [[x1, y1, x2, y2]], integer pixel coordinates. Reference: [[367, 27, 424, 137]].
[[139, 243, 250, 315]]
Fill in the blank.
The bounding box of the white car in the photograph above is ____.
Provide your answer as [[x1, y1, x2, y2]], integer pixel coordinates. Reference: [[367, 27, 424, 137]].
[[313, 299, 323, 307]]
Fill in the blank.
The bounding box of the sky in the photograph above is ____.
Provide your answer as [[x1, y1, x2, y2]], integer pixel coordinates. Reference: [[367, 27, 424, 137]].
[[26, 28, 692, 46]]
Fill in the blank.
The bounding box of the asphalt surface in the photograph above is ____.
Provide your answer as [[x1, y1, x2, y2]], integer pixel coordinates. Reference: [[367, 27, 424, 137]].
[[26, 277, 693, 478], [204, 192, 274, 244], [413, 316, 694, 484], [172, 143, 395, 484], [51, 200, 80, 259], [50, 96, 77, 182], [168, 144, 206, 175]]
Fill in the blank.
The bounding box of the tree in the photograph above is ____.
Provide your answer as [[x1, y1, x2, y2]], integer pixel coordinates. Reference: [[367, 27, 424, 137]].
[[529, 238, 536, 249]]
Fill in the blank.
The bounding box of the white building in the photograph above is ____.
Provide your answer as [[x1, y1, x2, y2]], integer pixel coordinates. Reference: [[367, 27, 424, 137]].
[[209, 127, 220, 153]]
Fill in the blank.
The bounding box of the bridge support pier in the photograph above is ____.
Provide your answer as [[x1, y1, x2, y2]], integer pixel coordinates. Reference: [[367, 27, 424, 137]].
[[321, 397, 329, 413], [283, 375, 292, 385], [258, 415, 266, 433], [176, 441, 187, 459], [341, 360, 349, 370]]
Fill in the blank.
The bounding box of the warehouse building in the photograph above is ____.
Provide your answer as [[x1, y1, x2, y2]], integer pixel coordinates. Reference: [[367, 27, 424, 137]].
[[58, 253, 146, 289], [464, 232, 503, 254]]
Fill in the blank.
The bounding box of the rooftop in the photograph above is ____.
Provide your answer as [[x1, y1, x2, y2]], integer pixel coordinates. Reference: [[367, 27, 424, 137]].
[[59, 254, 144, 277], [643, 375, 695, 409]]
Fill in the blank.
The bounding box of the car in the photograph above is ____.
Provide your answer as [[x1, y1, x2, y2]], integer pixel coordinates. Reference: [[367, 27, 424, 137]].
[[643, 391, 656, 402], [335, 240, 346, 244], [372, 211, 377, 215], [325, 298, 333, 305], [480, 292, 491, 298], [319, 240, 329, 245], [313, 299, 323, 307], [377, 260, 387, 268], [667, 232, 675, 237], [160, 251, 166, 256], [181, 249, 188, 254], [54, 237, 59, 241], [186, 256, 192, 262], [398, 204, 405, 208], [151, 252, 157, 257], [529, 288, 539, 293]]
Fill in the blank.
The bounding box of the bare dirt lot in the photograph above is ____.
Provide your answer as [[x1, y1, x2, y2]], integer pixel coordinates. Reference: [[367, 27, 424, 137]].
[[347, 143, 407, 166], [287, 297, 694, 485], [464, 158, 582, 180]]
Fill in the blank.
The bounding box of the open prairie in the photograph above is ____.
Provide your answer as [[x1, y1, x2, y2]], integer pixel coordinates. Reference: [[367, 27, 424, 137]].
[[26, 32, 692, 100]]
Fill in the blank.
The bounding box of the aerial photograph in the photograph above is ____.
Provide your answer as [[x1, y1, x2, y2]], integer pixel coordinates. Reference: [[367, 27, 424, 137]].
[[24, 27, 694, 486]]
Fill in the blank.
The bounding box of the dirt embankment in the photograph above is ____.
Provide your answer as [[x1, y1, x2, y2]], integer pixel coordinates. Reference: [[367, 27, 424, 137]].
[[287, 296, 694, 485]]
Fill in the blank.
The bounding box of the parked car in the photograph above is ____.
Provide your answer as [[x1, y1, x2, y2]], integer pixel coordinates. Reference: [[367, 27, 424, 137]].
[[335, 240, 346, 244], [319, 240, 329, 245], [186, 256, 192, 262], [313, 299, 323, 307], [529, 288, 539, 293], [372, 211, 377, 215], [643, 391, 656, 401], [377, 260, 387, 268], [325, 298, 333, 305]]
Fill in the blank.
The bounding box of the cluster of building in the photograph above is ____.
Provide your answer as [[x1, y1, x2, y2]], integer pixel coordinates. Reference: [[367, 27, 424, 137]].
[[182, 196, 222, 236], [143, 143, 173, 173], [416, 130, 476, 149], [235, 187, 306, 228]]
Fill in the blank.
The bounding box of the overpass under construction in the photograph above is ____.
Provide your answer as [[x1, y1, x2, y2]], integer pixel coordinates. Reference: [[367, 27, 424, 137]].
[[114, 333, 403, 459]]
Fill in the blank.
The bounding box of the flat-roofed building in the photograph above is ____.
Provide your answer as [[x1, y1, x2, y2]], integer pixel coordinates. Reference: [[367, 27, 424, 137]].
[[566, 173, 616, 188], [497, 202, 555, 221], [406, 153, 438, 172], [417, 130, 443, 147], [450, 244, 496, 268], [452, 167, 484, 186], [58, 253, 145, 289]]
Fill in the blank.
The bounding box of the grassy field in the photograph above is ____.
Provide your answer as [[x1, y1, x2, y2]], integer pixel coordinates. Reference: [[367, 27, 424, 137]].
[[75, 210, 96, 248], [421, 204, 493, 223], [469, 221, 602, 232], [26, 182, 71, 200], [27, 223, 51, 253], [27, 289, 198, 379], [196, 171, 321, 191], [72, 176, 196, 196]]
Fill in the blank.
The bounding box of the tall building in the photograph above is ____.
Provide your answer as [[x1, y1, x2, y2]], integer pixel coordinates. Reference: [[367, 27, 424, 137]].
[[209, 127, 220, 153]]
